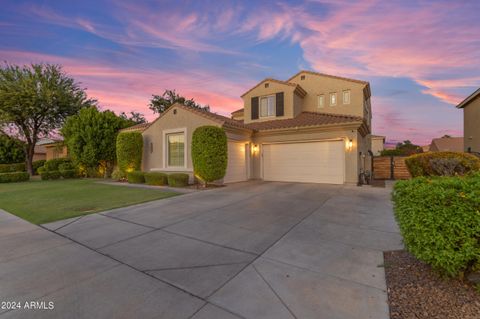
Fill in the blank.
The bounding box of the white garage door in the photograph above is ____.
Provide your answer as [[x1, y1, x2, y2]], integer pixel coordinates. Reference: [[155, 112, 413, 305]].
[[262, 140, 345, 184], [224, 141, 247, 183]]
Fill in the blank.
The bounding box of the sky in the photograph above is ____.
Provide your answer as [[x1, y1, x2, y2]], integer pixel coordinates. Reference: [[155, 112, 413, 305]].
[[1, 0, 479, 145]]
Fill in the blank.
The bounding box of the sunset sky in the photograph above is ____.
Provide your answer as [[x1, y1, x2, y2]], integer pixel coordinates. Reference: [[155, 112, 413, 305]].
[[1, 0, 479, 145]]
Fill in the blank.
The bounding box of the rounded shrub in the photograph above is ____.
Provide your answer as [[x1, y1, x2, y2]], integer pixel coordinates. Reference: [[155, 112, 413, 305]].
[[117, 132, 143, 177], [0, 171, 30, 183], [168, 173, 189, 187], [191, 126, 227, 183], [144, 172, 168, 186], [393, 174, 480, 277], [60, 169, 77, 179], [0, 163, 26, 173], [32, 160, 46, 175], [127, 171, 145, 184], [405, 152, 480, 177], [43, 158, 72, 172]]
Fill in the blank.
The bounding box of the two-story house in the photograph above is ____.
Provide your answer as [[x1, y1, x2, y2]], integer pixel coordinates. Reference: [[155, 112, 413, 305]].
[[131, 71, 373, 185], [456, 88, 480, 153]]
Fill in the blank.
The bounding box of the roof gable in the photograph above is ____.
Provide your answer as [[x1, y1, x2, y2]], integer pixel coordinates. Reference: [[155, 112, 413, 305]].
[[287, 70, 369, 85], [456, 88, 480, 109], [240, 78, 306, 98]]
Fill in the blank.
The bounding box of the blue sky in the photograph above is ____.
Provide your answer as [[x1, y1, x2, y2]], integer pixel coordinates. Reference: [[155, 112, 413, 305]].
[[1, 0, 479, 145]]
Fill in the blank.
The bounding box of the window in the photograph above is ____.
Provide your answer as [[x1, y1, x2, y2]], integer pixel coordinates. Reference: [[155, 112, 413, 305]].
[[330, 92, 337, 106], [317, 95, 325, 108], [167, 133, 185, 167], [300, 75, 305, 80], [343, 90, 351, 104], [150, 142, 153, 154], [264, 83, 269, 88], [260, 95, 275, 117]]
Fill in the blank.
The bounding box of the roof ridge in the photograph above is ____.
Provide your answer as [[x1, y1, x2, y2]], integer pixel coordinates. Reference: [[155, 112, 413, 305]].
[[286, 70, 369, 85]]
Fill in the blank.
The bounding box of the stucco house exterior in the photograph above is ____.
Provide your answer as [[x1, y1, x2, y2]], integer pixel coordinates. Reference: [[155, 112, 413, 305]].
[[129, 71, 374, 185], [371, 135, 385, 155], [429, 136, 464, 152], [456, 88, 480, 153]]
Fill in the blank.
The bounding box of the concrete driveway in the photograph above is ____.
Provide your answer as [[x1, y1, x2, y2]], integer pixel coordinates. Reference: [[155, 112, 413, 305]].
[[0, 181, 402, 319]]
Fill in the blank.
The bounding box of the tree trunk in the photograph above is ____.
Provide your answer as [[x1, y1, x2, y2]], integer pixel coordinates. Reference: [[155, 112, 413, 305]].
[[26, 143, 35, 175]]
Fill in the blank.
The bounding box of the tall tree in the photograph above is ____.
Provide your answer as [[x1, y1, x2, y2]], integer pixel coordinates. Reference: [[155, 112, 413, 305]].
[[119, 111, 146, 124], [149, 89, 210, 114], [0, 63, 94, 174], [61, 107, 131, 177]]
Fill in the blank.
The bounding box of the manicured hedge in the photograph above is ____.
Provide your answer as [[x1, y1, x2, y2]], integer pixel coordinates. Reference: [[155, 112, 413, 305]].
[[191, 126, 227, 183], [117, 132, 143, 177], [168, 173, 189, 187], [393, 174, 480, 277], [40, 170, 61, 180], [43, 158, 73, 172], [127, 171, 145, 184], [144, 172, 168, 186], [32, 160, 46, 175], [0, 163, 26, 173], [405, 152, 480, 177], [60, 169, 77, 179], [0, 171, 30, 183]]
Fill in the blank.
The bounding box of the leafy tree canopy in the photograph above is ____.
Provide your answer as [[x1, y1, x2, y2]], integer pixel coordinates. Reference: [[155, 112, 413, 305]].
[[149, 89, 210, 114], [119, 111, 146, 125], [0, 63, 94, 174], [61, 107, 131, 177], [381, 140, 423, 156]]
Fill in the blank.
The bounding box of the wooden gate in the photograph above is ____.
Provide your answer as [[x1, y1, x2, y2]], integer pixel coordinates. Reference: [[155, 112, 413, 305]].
[[373, 156, 411, 180]]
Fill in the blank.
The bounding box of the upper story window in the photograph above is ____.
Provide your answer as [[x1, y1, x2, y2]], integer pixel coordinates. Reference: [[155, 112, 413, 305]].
[[330, 92, 337, 106], [317, 95, 325, 108], [343, 90, 351, 104], [260, 95, 275, 117], [300, 75, 305, 80]]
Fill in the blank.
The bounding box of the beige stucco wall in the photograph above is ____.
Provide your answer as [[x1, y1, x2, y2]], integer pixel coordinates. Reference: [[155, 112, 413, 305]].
[[371, 137, 385, 155], [141, 106, 221, 178], [242, 81, 298, 124], [464, 97, 480, 153], [250, 126, 362, 184], [288, 73, 368, 119], [45, 145, 68, 160]]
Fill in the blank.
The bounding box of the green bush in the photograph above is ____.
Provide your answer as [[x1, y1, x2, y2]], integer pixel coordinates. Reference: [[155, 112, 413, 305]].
[[144, 172, 168, 186], [44, 158, 72, 172], [60, 169, 77, 179], [32, 160, 46, 175], [0, 163, 26, 173], [116, 132, 143, 177], [405, 152, 480, 177], [0, 171, 30, 183], [127, 171, 145, 184], [0, 134, 25, 164], [191, 126, 227, 183], [111, 168, 126, 181], [40, 170, 61, 180], [393, 174, 480, 277], [167, 173, 189, 187]]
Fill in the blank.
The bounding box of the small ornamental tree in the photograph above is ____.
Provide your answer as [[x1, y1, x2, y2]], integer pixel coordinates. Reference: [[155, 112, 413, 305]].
[[116, 132, 143, 177], [0, 134, 25, 164], [191, 126, 227, 184]]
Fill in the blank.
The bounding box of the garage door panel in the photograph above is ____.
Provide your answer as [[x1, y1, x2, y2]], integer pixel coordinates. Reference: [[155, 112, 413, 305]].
[[224, 142, 247, 183], [262, 141, 344, 184]]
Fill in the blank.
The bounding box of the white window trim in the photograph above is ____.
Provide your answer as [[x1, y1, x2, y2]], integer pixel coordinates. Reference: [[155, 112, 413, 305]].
[[162, 127, 187, 170], [259, 94, 276, 118], [330, 92, 337, 106], [317, 94, 325, 108], [343, 90, 351, 105]]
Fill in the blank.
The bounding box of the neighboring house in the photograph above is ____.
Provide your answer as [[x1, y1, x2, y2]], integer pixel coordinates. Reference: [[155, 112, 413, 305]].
[[133, 70, 373, 185], [421, 145, 430, 152], [456, 88, 480, 153], [371, 135, 385, 155], [429, 136, 464, 152], [43, 140, 68, 160], [33, 138, 56, 161]]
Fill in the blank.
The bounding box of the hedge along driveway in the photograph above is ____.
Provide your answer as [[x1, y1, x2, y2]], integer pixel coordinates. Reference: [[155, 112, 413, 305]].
[[0, 179, 179, 224]]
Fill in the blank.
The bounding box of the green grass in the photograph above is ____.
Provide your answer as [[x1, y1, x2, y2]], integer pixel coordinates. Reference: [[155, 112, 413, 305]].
[[0, 179, 179, 224]]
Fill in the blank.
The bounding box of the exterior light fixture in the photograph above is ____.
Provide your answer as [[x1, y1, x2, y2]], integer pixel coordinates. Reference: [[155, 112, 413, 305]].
[[348, 139, 353, 151], [252, 144, 259, 154]]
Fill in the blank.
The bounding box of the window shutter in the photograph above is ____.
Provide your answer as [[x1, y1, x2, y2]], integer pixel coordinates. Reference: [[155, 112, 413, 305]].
[[251, 97, 259, 120], [275, 92, 284, 116]]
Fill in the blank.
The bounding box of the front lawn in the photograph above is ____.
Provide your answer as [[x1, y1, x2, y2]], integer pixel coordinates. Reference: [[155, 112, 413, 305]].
[[0, 179, 179, 224]]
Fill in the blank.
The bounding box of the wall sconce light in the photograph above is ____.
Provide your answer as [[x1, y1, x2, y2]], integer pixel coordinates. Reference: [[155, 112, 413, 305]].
[[347, 139, 353, 151], [252, 144, 259, 154]]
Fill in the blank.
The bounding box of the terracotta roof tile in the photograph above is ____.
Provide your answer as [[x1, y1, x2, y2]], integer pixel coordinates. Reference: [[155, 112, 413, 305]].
[[244, 112, 363, 131], [119, 122, 151, 132], [430, 137, 464, 152]]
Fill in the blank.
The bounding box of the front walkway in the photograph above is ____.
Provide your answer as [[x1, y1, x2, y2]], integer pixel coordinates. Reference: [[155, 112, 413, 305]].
[[0, 182, 402, 318]]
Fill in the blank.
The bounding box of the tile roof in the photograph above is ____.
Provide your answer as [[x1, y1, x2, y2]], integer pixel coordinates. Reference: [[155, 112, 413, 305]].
[[286, 70, 369, 85], [244, 112, 363, 131], [119, 122, 151, 132], [231, 108, 244, 114], [430, 137, 464, 152], [240, 78, 306, 98]]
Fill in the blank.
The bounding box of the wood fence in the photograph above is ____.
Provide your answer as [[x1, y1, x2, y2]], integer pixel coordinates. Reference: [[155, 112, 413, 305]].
[[373, 156, 411, 180]]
